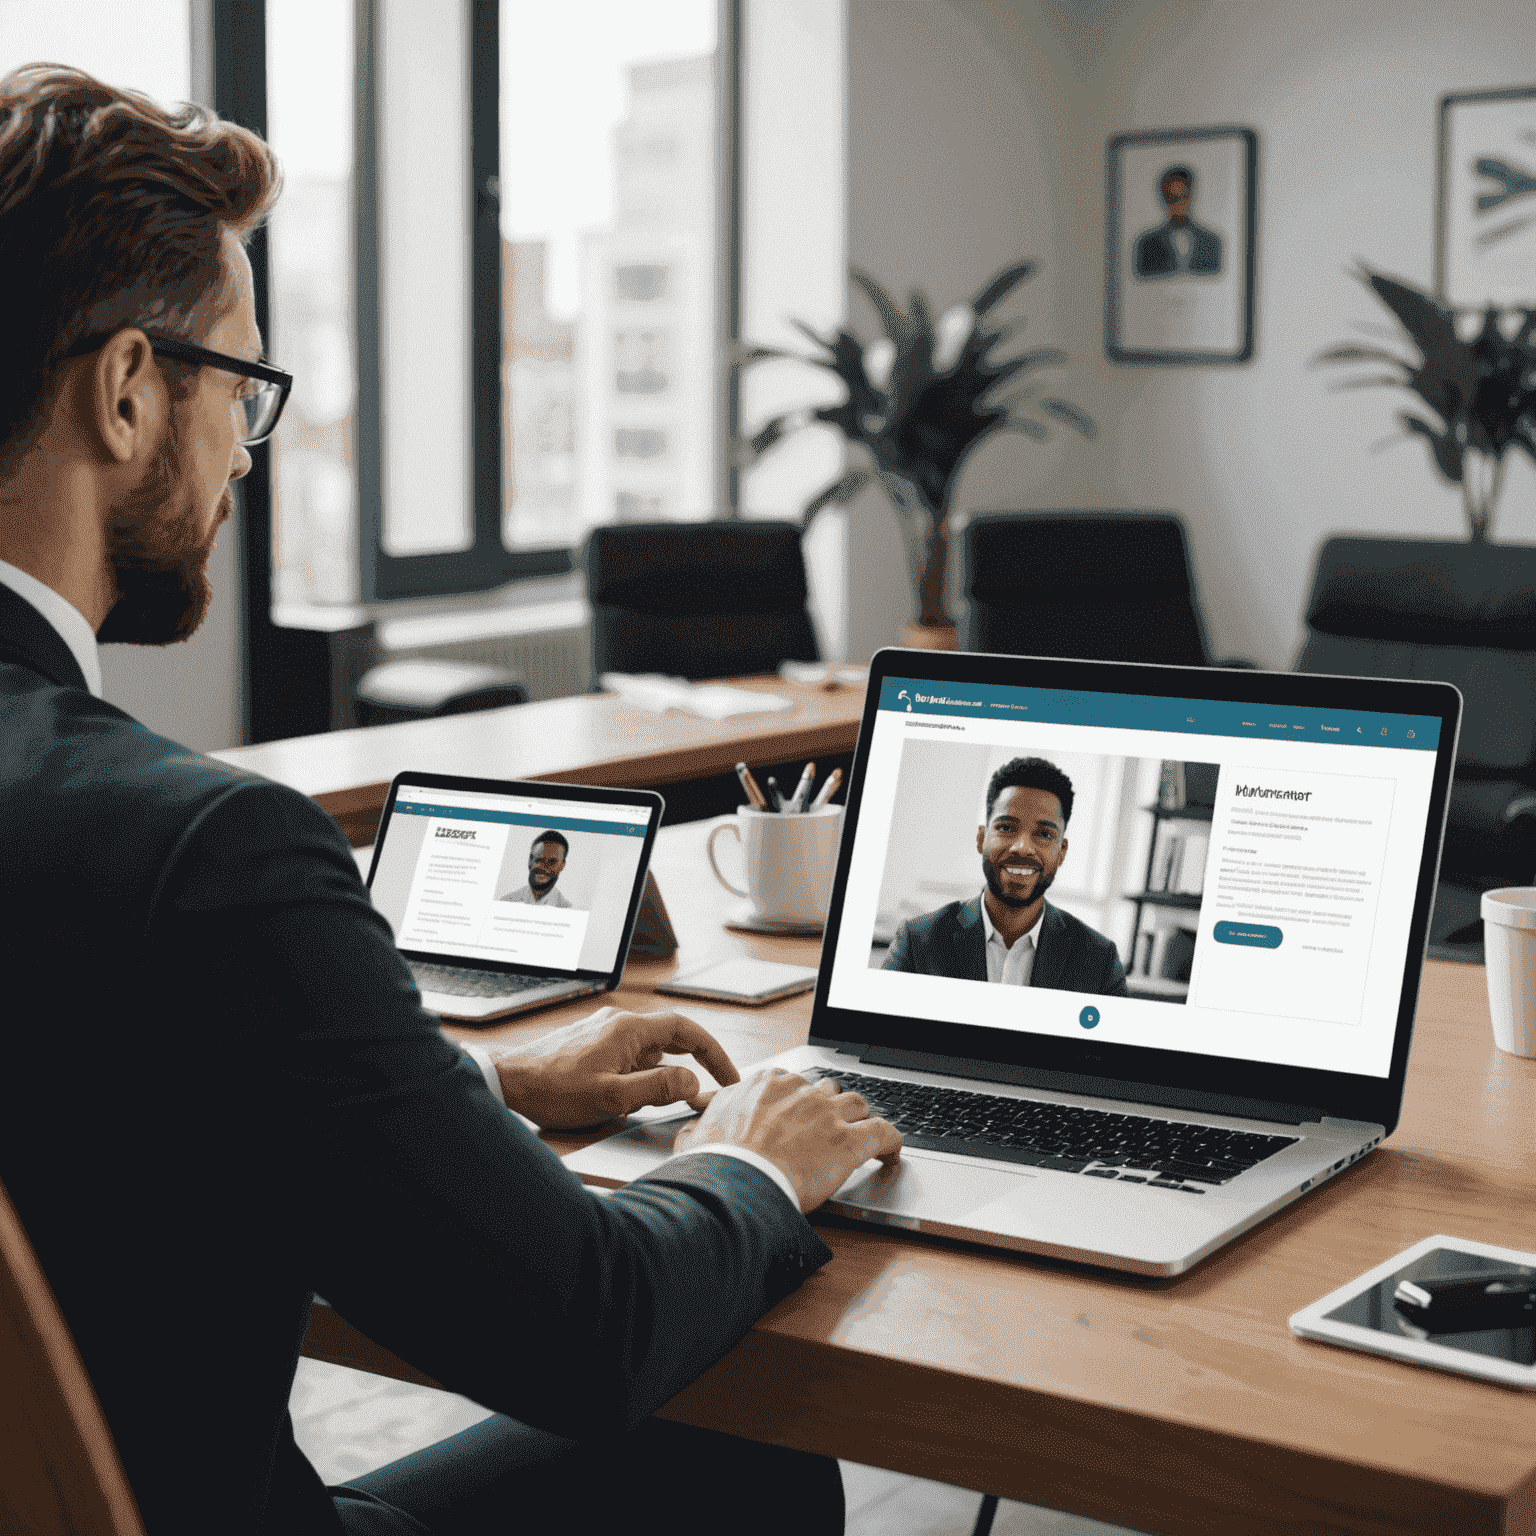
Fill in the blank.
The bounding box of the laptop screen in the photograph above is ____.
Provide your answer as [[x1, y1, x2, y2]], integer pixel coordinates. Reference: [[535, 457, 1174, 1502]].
[[369, 782, 656, 976], [824, 666, 1449, 1085]]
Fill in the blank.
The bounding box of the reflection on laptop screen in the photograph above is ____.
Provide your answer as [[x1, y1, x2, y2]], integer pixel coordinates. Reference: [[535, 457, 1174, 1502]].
[[370, 786, 655, 975], [827, 676, 1443, 1080]]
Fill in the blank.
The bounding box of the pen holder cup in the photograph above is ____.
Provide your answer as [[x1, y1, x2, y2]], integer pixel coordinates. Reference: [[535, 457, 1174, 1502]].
[[1481, 888, 1536, 1057], [707, 805, 844, 930]]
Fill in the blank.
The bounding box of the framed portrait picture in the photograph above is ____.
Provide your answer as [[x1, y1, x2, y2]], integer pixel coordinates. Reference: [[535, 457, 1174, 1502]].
[[1437, 85, 1536, 308], [1106, 126, 1257, 365]]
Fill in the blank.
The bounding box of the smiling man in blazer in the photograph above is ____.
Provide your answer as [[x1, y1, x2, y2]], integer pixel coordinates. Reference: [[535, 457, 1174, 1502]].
[[884, 756, 1130, 996], [0, 64, 899, 1536]]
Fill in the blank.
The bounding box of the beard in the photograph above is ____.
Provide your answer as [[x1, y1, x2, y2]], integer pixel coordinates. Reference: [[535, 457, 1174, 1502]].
[[981, 853, 1055, 910], [96, 408, 230, 646]]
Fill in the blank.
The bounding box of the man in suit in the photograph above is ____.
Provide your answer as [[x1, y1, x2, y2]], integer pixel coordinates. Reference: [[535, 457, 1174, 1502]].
[[499, 830, 574, 907], [1132, 165, 1223, 280], [884, 756, 1130, 996], [0, 65, 899, 1535]]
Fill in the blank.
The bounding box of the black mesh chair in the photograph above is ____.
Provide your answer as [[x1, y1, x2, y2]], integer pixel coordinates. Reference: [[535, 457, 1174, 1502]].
[[959, 511, 1247, 666], [1296, 536, 1536, 960], [583, 519, 820, 683]]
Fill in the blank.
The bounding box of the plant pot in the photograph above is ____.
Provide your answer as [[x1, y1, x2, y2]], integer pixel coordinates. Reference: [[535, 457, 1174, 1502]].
[[899, 621, 958, 651]]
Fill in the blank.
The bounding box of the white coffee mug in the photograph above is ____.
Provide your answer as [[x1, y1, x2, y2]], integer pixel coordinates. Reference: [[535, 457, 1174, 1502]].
[[707, 805, 843, 929], [1480, 888, 1536, 1057]]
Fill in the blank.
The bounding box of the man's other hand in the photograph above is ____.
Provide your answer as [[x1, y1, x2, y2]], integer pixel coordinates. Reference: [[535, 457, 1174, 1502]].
[[674, 1070, 902, 1214], [491, 1006, 741, 1129]]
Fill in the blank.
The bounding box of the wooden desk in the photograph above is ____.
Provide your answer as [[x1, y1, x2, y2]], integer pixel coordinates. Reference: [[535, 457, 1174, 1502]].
[[304, 820, 1536, 1536], [212, 676, 864, 846]]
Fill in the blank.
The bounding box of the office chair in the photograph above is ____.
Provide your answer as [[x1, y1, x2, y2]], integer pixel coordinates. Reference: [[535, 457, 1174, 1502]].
[[583, 519, 819, 684], [959, 511, 1250, 667], [0, 1174, 146, 1535], [1296, 535, 1536, 960], [355, 658, 527, 728]]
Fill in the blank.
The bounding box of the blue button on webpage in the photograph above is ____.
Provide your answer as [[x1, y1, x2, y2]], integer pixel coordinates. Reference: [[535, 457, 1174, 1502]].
[[1213, 920, 1283, 949], [1079, 1006, 1100, 1029]]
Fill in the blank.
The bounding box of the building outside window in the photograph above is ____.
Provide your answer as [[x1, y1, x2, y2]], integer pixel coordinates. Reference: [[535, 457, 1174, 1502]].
[[501, 2, 716, 548]]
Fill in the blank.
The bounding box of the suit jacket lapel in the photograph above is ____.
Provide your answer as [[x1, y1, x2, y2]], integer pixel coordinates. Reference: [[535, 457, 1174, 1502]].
[[0, 580, 90, 692], [1029, 901, 1067, 990], [953, 896, 988, 982]]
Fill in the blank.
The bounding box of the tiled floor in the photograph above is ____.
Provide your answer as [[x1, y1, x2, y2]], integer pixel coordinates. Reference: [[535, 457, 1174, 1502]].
[[291, 1359, 1147, 1535]]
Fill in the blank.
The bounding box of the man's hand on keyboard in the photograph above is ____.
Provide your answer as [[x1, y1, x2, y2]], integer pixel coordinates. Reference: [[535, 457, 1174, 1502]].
[[674, 1070, 903, 1214], [488, 1006, 741, 1129]]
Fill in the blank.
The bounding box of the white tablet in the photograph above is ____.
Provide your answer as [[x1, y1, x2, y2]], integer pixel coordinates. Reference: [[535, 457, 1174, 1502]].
[[1290, 1234, 1536, 1390], [654, 958, 818, 1005]]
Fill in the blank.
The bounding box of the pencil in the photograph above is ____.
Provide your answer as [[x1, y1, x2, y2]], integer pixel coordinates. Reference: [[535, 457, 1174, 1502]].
[[787, 761, 816, 813], [810, 767, 843, 810], [764, 775, 785, 812], [735, 762, 768, 810]]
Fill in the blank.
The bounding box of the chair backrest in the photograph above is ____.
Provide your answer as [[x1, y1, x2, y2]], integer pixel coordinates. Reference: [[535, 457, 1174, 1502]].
[[1296, 536, 1536, 780], [583, 519, 820, 683], [959, 511, 1211, 666], [0, 1175, 145, 1536]]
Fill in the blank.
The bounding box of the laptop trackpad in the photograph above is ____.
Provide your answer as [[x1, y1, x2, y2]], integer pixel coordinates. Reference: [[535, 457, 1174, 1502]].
[[833, 1155, 1026, 1219]]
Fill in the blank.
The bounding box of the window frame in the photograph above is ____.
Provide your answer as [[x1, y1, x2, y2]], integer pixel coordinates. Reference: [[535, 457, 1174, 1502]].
[[354, 0, 743, 604]]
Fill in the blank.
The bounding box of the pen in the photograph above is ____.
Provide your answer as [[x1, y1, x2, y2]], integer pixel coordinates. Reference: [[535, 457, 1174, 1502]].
[[787, 761, 815, 813], [810, 767, 843, 810], [735, 762, 767, 811], [764, 775, 785, 812]]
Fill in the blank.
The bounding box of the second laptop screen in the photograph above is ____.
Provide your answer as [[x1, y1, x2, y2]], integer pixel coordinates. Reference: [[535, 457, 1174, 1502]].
[[371, 786, 653, 975]]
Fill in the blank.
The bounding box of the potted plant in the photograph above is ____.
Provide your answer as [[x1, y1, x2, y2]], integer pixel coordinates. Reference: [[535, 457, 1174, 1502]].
[[1318, 269, 1536, 542], [740, 261, 1094, 648]]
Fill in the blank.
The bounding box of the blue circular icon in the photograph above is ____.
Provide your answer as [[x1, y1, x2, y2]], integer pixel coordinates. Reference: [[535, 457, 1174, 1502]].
[[1079, 1006, 1100, 1029]]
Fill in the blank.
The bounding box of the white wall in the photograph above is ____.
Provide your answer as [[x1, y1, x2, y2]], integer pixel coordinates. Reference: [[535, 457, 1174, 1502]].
[[1077, 0, 1536, 670], [841, 0, 1536, 668], [845, 0, 1088, 660]]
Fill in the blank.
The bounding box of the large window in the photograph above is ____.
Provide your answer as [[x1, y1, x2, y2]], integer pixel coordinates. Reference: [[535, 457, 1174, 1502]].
[[499, 1, 719, 547], [266, 0, 356, 609]]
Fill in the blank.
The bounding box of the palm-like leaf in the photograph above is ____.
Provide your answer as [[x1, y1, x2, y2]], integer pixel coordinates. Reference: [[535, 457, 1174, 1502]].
[[1319, 267, 1536, 493], [737, 258, 1094, 624]]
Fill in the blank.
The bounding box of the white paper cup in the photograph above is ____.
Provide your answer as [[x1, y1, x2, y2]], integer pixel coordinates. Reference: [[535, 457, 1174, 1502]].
[[1480, 888, 1536, 1057]]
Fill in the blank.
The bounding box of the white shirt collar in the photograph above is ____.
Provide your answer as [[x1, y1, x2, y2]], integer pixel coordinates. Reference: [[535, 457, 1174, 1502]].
[[978, 890, 1041, 950], [0, 559, 102, 697]]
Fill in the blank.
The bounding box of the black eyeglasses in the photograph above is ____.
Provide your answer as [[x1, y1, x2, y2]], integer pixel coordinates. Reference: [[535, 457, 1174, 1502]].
[[60, 331, 294, 446]]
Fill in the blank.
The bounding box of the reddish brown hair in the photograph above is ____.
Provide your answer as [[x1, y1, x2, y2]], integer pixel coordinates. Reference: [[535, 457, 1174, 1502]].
[[0, 63, 282, 475]]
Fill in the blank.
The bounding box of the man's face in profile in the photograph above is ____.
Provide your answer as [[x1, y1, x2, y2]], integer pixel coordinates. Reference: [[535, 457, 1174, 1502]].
[[1161, 173, 1192, 226], [97, 229, 256, 645], [528, 839, 567, 892], [976, 785, 1068, 910]]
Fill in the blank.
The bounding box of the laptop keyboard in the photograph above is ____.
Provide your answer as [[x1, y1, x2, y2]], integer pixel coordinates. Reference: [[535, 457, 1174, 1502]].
[[410, 962, 559, 999], [817, 1071, 1298, 1192]]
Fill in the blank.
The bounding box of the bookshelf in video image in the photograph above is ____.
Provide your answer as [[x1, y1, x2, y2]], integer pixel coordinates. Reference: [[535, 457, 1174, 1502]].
[[870, 742, 1217, 1004], [1128, 761, 1219, 1004]]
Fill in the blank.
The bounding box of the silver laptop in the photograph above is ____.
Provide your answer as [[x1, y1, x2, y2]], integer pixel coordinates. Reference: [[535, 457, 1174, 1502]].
[[366, 772, 664, 1022], [566, 648, 1461, 1275]]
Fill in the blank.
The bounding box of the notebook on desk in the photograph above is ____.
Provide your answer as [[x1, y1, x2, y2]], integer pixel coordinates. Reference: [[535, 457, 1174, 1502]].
[[365, 772, 663, 1022], [565, 648, 1461, 1276]]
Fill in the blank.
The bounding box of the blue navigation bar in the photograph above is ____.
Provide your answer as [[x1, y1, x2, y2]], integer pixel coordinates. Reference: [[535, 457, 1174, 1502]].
[[395, 803, 649, 836], [879, 678, 1440, 750]]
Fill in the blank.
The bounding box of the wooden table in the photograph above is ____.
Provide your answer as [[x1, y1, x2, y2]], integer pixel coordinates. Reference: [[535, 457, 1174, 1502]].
[[302, 819, 1536, 1536], [212, 676, 865, 846]]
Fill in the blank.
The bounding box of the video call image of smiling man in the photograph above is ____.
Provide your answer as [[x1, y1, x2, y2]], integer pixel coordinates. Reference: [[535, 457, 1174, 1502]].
[[883, 755, 1130, 995], [500, 829, 574, 908]]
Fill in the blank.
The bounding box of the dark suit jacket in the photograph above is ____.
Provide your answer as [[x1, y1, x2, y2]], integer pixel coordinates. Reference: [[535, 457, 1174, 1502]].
[[0, 579, 828, 1536], [1132, 219, 1222, 278], [883, 896, 1130, 997]]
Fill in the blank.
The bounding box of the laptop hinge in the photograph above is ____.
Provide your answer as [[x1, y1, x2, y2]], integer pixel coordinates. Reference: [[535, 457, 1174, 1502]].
[[857, 1045, 1325, 1126], [1321, 1116, 1383, 1134]]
